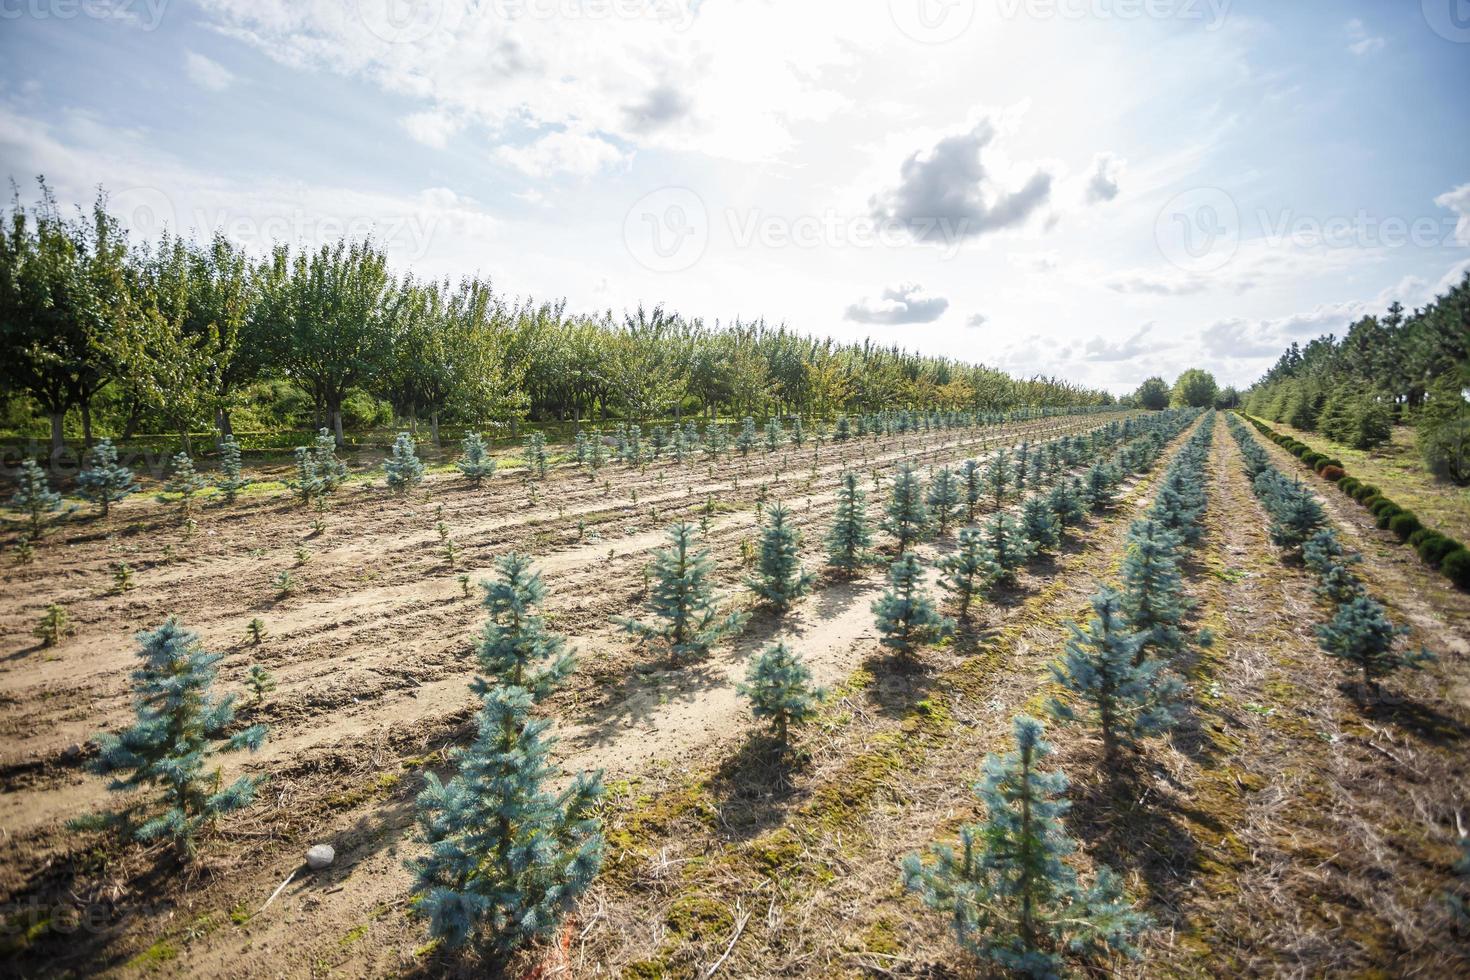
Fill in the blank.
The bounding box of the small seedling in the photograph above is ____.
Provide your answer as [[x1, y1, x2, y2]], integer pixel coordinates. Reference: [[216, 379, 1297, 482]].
[[457, 573, 471, 597], [444, 540, 458, 567], [14, 536, 35, 565], [35, 604, 71, 647], [246, 665, 276, 705], [113, 562, 135, 593], [294, 546, 311, 565], [273, 570, 295, 597], [247, 618, 267, 644]]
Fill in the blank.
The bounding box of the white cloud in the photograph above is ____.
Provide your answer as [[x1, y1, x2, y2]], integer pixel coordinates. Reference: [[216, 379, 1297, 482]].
[[402, 110, 460, 149], [1345, 19, 1385, 56], [184, 51, 235, 92], [495, 129, 631, 179], [1083, 324, 1153, 362], [845, 282, 949, 325], [1435, 182, 1470, 246], [966, 313, 989, 328], [1084, 152, 1124, 204]]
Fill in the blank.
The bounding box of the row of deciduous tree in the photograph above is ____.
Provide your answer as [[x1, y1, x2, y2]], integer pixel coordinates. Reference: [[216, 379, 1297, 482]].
[[1, 179, 1113, 459]]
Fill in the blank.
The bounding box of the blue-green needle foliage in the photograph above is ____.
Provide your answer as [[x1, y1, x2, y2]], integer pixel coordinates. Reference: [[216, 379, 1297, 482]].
[[1118, 518, 1186, 659], [216, 435, 251, 503], [902, 715, 1148, 978], [474, 553, 575, 701], [737, 416, 758, 455], [457, 431, 497, 484], [980, 512, 1036, 585], [1302, 529, 1365, 606], [617, 523, 747, 662], [524, 431, 548, 478], [385, 431, 426, 494], [77, 438, 138, 515], [1316, 594, 1433, 696], [9, 459, 64, 536], [1048, 589, 1178, 764], [748, 502, 815, 611], [738, 642, 824, 745], [312, 428, 349, 491], [961, 458, 984, 523], [1047, 479, 1087, 532], [409, 685, 603, 953], [83, 618, 267, 856], [985, 449, 1012, 509], [883, 463, 930, 554], [825, 471, 873, 574], [1020, 495, 1061, 553], [873, 553, 953, 657], [163, 452, 208, 518], [926, 466, 963, 536], [938, 527, 992, 620]]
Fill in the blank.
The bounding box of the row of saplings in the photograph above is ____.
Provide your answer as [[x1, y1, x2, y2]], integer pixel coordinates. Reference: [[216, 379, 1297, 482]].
[[68, 410, 1198, 975]]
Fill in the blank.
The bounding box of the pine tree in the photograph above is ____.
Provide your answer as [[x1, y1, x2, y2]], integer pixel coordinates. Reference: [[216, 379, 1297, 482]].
[[825, 472, 873, 574], [409, 685, 603, 952], [980, 512, 1036, 585], [835, 415, 851, 441], [737, 642, 824, 745], [216, 435, 250, 503], [163, 452, 208, 521], [926, 466, 963, 536], [938, 528, 992, 621], [790, 417, 805, 447], [883, 463, 930, 554], [472, 553, 576, 701], [1302, 530, 1364, 605], [523, 431, 548, 478], [872, 553, 953, 658], [960, 459, 983, 523], [1316, 595, 1433, 697], [616, 523, 746, 662], [34, 604, 70, 646], [649, 425, 670, 460], [1019, 496, 1060, 553], [1082, 464, 1114, 511], [1118, 519, 1185, 659], [290, 446, 324, 505], [985, 449, 1012, 509], [764, 417, 784, 452], [77, 438, 138, 516], [1048, 479, 1087, 533], [737, 417, 757, 456], [1268, 481, 1326, 553], [82, 618, 267, 856], [902, 715, 1148, 977], [9, 460, 63, 537], [1048, 589, 1178, 765], [246, 665, 275, 705], [589, 430, 609, 470], [312, 428, 349, 492], [384, 432, 425, 495], [457, 431, 497, 484], [747, 503, 815, 611]]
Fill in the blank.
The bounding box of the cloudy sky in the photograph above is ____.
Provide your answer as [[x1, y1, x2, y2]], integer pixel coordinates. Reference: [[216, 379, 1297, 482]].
[[2, 0, 1467, 394]]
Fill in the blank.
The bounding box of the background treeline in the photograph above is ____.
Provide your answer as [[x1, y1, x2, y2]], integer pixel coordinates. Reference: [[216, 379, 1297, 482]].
[[0, 179, 1112, 460], [1240, 274, 1469, 483]]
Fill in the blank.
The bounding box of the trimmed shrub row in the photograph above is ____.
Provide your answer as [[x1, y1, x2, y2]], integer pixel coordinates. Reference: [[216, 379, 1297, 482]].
[[1241, 414, 1470, 591]]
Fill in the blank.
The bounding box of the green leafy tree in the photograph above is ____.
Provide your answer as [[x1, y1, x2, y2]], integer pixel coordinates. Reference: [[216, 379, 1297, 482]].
[[456, 431, 497, 484], [384, 431, 425, 495], [1048, 589, 1178, 765], [216, 435, 250, 502], [473, 552, 576, 701], [616, 523, 746, 662], [409, 685, 603, 952], [1135, 376, 1170, 411], [8, 459, 63, 537], [926, 466, 963, 536], [825, 472, 873, 574], [77, 438, 138, 516], [872, 553, 953, 658], [747, 503, 815, 611], [902, 715, 1148, 977], [1170, 368, 1218, 408], [737, 642, 824, 745], [883, 463, 930, 554], [81, 619, 267, 856]]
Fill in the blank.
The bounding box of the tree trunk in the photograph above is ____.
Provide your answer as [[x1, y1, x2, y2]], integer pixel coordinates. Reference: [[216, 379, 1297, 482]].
[[332, 409, 345, 448], [49, 412, 64, 464], [430, 409, 440, 447], [81, 402, 94, 449]]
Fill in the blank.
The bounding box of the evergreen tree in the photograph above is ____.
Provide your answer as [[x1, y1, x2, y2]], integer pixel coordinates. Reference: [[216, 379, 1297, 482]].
[[77, 438, 138, 516], [1019, 496, 1060, 553], [938, 528, 992, 620], [523, 431, 548, 478], [589, 430, 609, 470], [883, 463, 930, 554], [1048, 589, 1178, 765], [985, 449, 1012, 509], [748, 503, 815, 611], [1267, 481, 1326, 553], [409, 685, 602, 952], [980, 512, 1036, 585], [960, 459, 983, 523], [1048, 479, 1087, 533], [384, 431, 425, 495], [1082, 464, 1114, 511], [902, 715, 1148, 977], [1118, 519, 1185, 659], [834, 415, 851, 441], [825, 472, 873, 574], [926, 466, 963, 536], [1316, 595, 1433, 697], [473, 553, 576, 701], [1302, 530, 1365, 605], [737, 642, 824, 745], [456, 431, 497, 484], [616, 523, 746, 662], [34, 604, 70, 646], [216, 435, 250, 503], [8, 459, 63, 537], [82, 619, 268, 856], [289, 446, 325, 505], [737, 417, 757, 456], [872, 553, 953, 658], [764, 417, 784, 452], [790, 417, 805, 447], [311, 428, 349, 492], [246, 665, 275, 705], [163, 452, 208, 520]]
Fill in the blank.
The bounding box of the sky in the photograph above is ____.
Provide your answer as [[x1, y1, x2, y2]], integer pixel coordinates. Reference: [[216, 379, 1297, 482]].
[[1, 0, 1467, 395]]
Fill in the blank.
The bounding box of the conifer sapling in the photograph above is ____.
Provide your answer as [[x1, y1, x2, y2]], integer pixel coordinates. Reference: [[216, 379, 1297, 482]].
[[472, 552, 575, 701], [9, 460, 64, 537], [747, 502, 815, 611], [825, 472, 873, 574], [927, 466, 963, 536], [872, 553, 953, 658], [163, 452, 208, 521], [737, 642, 824, 746], [217, 435, 251, 503], [938, 528, 993, 621], [384, 432, 426, 495], [1315, 594, 1433, 698], [456, 431, 497, 484], [616, 523, 747, 663], [77, 439, 138, 516], [883, 463, 930, 554]]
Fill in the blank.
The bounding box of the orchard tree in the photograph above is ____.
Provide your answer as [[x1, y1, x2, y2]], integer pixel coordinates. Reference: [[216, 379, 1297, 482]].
[[473, 552, 575, 701], [80, 618, 267, 857], [872, 553, 953, 658], [737, 642, 824, 746], [1134, 376, 1170, 411], [883, 463, 930, 554], [77, 438, 138, 516], [617, 523, 746, 662], [384, 432, 425, 495], [825, 472, 873, 574], [748, 503, 815, 611], [902, 715, 1148, 976]]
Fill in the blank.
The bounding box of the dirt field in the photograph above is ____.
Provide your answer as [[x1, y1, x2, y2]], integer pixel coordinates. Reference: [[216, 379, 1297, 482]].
[[2, 410, 1467, 978]]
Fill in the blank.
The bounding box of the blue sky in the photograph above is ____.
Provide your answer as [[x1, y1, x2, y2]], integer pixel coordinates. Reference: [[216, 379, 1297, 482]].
[[2, 0, 1467, 393]]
